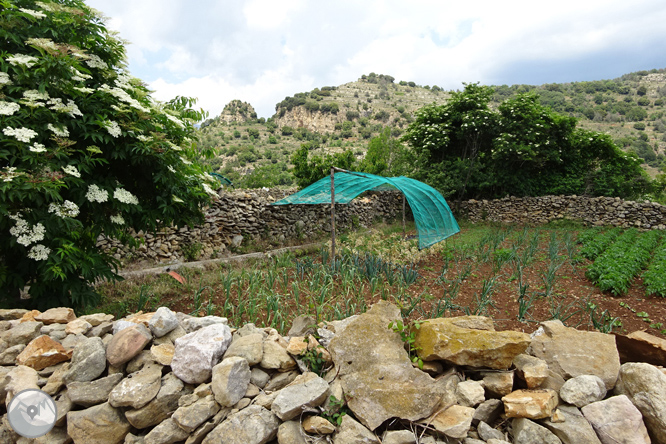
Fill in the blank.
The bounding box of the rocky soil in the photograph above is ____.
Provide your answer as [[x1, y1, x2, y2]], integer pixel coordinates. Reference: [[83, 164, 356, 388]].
[[1, 302, 665, 443]]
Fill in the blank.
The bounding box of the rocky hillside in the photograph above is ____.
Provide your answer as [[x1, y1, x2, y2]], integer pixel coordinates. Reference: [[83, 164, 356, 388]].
[[196, 69, 666, 187], [1, 302, 666, 443]]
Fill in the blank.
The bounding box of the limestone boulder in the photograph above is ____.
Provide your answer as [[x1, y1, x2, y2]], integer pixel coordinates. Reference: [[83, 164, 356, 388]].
[[171, 323, 233, 384], [67, 402, 131, 444], [302, 415, 336, 434], [413, 316, 530, 369], [15, 335, 72, 370], [148, 306, 179, 337], [512, 418, 562, 444], [125, 372, 191, 429], [614, 362, 666, 443], [106, 324, 152, 367], [4, 365, 39, 404], [142, 417, 189, 444], [271, 373, 329, 421], [615, 330, 666, 367], [423, 405, 475, 439], [67, 373, 123, 407], [502, 389, 558, 419], [527, 321, 620, 390], [172, 394, 220, 433], [108, 363, 162, 409], [559, 375, 607, 408], [64, 336, 106, 383], [201, 405, 279, 444], [540, 404, 602, 444], [513, 354, 549, 388], [329, 302, 449, 430], [332, 414, 380, 444], [223, 333, 263, 365], [65, 319, 92, 335], [582, 395, 651, 444], [211, 356, 251, 407], [35, 307, 76, 324]]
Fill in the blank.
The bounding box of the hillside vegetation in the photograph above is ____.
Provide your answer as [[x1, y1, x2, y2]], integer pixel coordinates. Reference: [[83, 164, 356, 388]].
[[195, 69, 666, 195]]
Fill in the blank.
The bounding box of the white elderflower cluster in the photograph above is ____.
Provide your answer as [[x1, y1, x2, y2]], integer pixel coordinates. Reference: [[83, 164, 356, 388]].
[[9, 214, 46, 247], [104, 120, 121, 138], [47, 98, 82, 118], [25, 38, 58, 52], [47, 123, 69, 137], [0, 101, 20, 116], [136, 134, 151, 142], [73, 86, 94, 94], [164, 112, 185, 129], [114, 188, 139, 205], [86, 184, 108, 202], [110, 214, 125, 225], [0, 72, 12, 86], [202, 182, 218, 197], [29, 143, 46, 153], [3, 126, 38, 143], [6, 54, 39, 68], [61, 165, 80, 178], [28, 244, 51, 261], [2, 166, 21, 182], [180, 156, 192, 165], [167, 165, 176, 173], [21, 89, 48, 108], [48, 200, 79, 218], [19, 8, 46, 18], [98, 84, 149, 113], [70, 67, 92, 82], [85, 54, 108, 69], [165, 140, 181, 151]]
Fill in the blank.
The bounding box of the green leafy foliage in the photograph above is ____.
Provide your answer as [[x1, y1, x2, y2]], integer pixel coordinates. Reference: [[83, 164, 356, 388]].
[[586, 229, 662, 295], [0, 0, 215, 308], [290, 144, 355, 188], [579, 227, 623, 260], [643, 238, 666, 297], [402, 84, 653, 201], [388, 319, 423, 369]]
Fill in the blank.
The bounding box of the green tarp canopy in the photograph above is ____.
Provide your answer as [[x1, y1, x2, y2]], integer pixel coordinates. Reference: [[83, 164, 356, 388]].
[[272, 171, 460, 249]]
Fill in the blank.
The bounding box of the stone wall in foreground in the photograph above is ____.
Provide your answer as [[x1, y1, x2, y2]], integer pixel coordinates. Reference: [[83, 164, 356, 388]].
[[98, 191, 666, 264]]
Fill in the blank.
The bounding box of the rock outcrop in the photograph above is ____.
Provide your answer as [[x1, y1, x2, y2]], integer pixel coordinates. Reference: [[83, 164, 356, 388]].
[[0, 303, 665, 444]]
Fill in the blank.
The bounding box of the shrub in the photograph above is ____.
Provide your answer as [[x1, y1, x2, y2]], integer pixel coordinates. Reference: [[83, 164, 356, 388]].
[[0, 0, 214, 309]]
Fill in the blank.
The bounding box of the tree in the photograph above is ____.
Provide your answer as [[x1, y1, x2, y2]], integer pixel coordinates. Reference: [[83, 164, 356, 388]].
[[291, 144, 355, 188], [359, 127, 410, 177], [402, 85, 652, 201], [0, 0, 216, 309]]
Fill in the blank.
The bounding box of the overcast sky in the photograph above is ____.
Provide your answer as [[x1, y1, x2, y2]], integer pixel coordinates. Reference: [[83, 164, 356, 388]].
[[85, 0, 666, 119]]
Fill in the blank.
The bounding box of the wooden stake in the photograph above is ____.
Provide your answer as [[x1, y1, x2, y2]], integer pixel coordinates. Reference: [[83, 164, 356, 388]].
[[402, 193, 406, 238], [330, 167, 335, 265]]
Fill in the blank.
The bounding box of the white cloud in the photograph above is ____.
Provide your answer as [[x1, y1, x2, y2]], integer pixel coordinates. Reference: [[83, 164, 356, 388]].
[[85, 0, 666, 118]]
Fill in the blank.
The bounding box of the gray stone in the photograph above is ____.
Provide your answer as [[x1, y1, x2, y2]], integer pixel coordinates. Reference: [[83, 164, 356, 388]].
[[277, 420, 308, 444], [513, 353, 550, 388], [424, 404, 475, 439], [250, 367, 270, 389], [480, 370, 514, 397], [332, 414, 380, 444], [4, 365, 39, 404], [149, 307, 179, 338], [108, 363, 162, 409], [181, 315, 228, 333], [125, 372, 191, 429], [126, 350, 157, 373], [271, 373, 329, 421], [67, 373, 123, 407], [112, 320, 136, 334], [581, 395, 651, 444], [143, 418, 189, 444], [53, 390, 73, 427], [287, 315, 317, 337], [223, 333, 263, 365], [527, 321, 620, 390], [540, 404, 602, 444], [0, 321, 42, 349], [473, 398, 504, 426], [185, 409, 230, 444], [212, 356, 251, 407], [67, 402, 131, 444], [559, 375, 607, 407], [512, 418, 562, 444], [260, 334, 297, 371], [456, 380, 486, 407], [264, 370, 299, 392], [478, 421, 505, 441], [382, 430, 417, 444], [172, 394, 220, 433], [201, 405, 279, 444], [87, 321, 113, 338], [614, 362, 666, 444], [172, 323, 233, 384], [0, 344, 25, 365], [329, 302, 448, 431], [79, 313, 114, 326]]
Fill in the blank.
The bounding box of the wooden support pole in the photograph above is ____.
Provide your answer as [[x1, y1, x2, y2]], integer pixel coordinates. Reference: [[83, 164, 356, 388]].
[[402, 193, 406, 238], [330, 167, 335, 265]]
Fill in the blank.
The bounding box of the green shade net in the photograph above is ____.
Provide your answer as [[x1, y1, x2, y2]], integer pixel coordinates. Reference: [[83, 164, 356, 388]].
[[272, 171, 460, 249]]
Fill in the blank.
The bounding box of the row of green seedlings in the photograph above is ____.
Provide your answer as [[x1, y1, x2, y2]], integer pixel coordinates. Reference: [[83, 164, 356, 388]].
[[585, 229, 663, 295], [210, 248, 421, 333], [643, 237, 666, 297]]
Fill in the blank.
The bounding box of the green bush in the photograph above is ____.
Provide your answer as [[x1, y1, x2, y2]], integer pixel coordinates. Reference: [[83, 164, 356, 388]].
[[0, 0, 214, 309]]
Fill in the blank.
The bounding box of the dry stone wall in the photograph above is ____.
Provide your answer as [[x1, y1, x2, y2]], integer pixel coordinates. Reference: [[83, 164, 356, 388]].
[[97, 188, 406, 263], [460, 195, 666, 229], [98, 191, 666, 264]]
